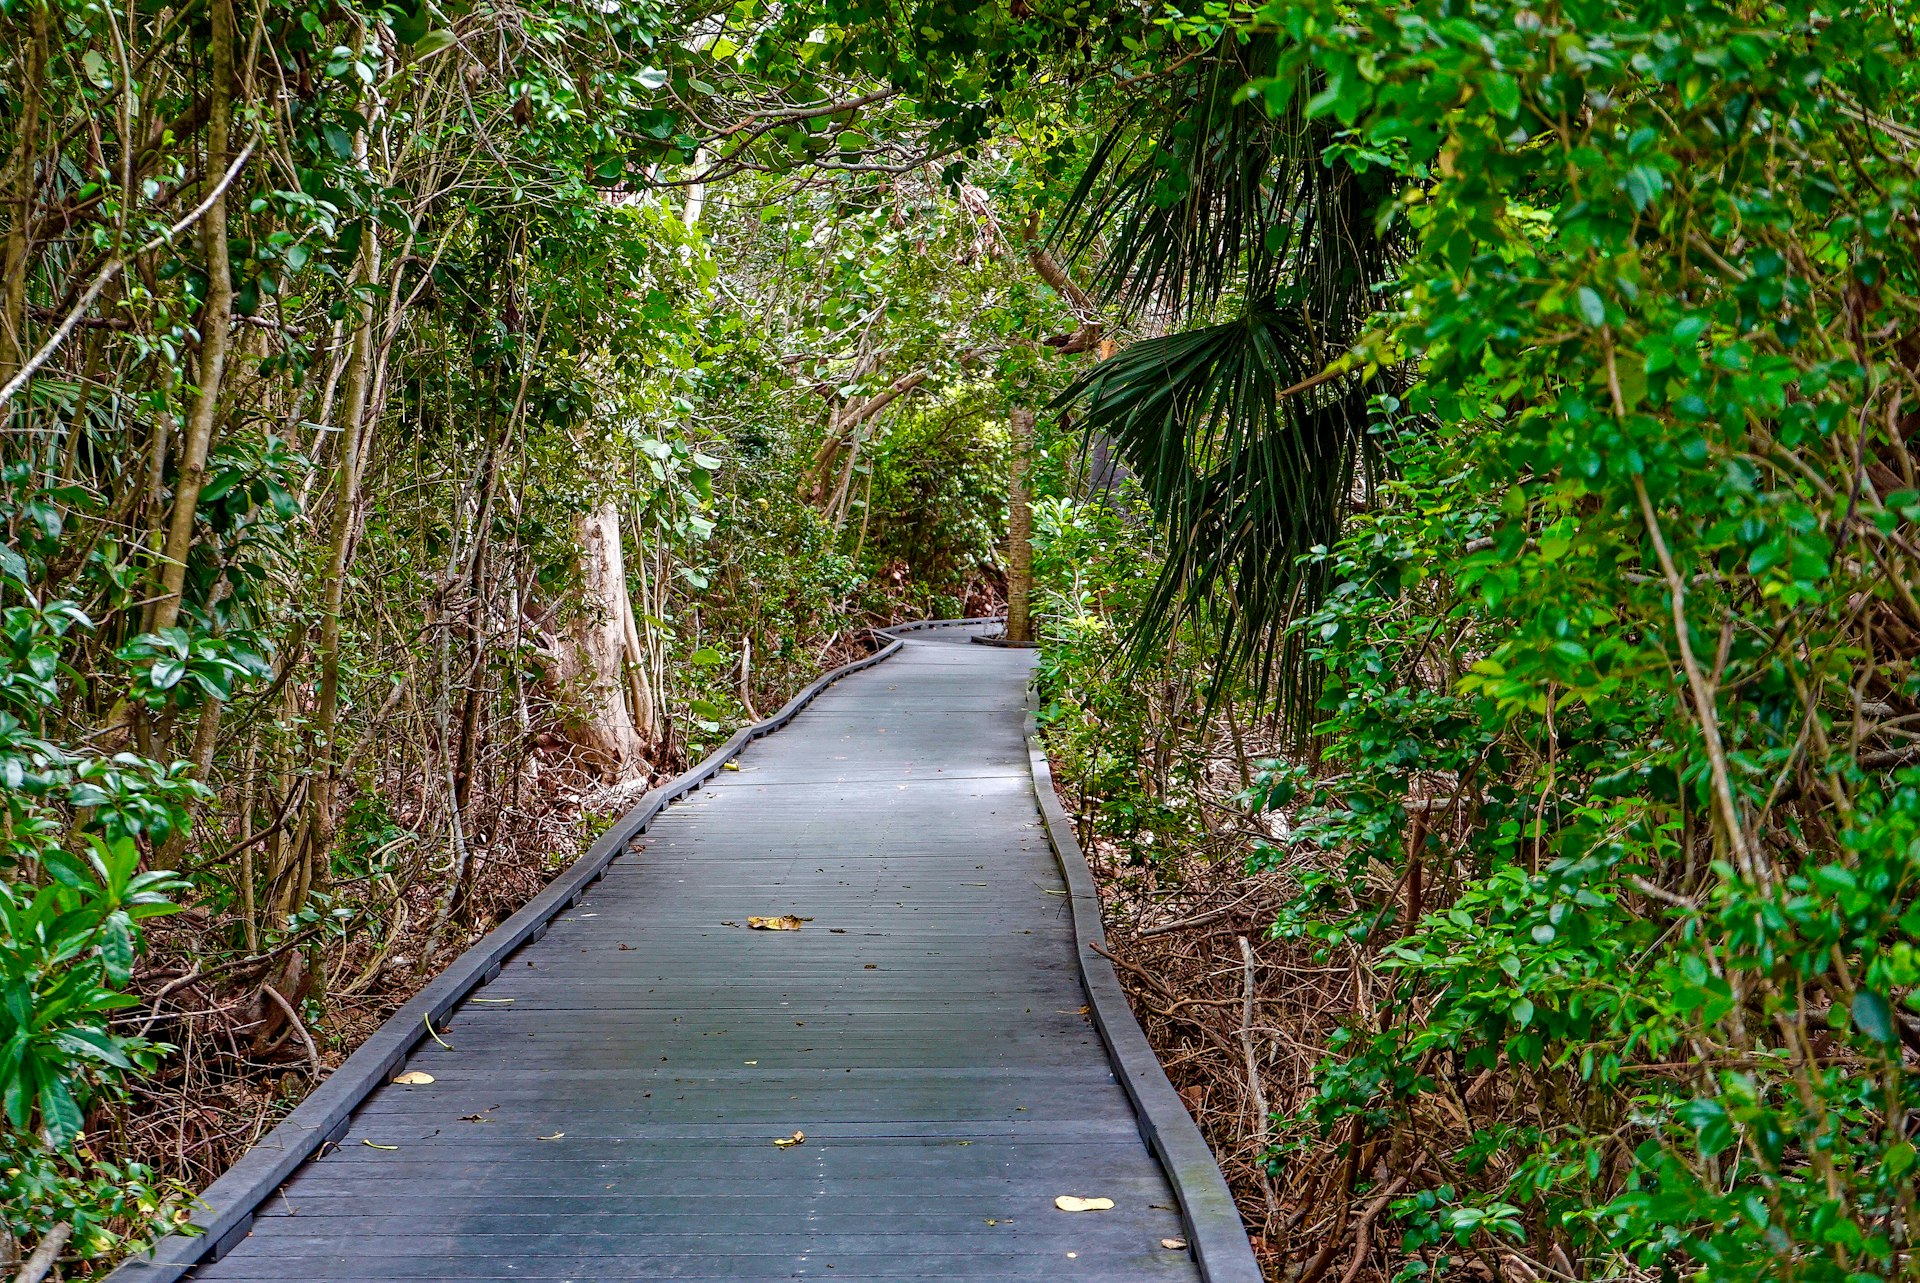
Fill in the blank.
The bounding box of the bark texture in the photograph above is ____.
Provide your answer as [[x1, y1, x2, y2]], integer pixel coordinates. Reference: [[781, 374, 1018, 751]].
[[558, 500, 656, 780], [1005, 405, 1035, 644]]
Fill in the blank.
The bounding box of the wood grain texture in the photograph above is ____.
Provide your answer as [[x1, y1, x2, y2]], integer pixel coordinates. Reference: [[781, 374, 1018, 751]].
[[121, 622, 1246, 1282]]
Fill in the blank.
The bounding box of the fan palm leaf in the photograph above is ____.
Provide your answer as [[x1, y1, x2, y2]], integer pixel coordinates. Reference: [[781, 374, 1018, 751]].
[[1054, 300, 1378, 722], [1050, 36, 1401, 720]]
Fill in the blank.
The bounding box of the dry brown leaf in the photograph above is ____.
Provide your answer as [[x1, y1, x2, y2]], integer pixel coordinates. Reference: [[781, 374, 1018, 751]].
[[1054, 1196, 1114, 1213], [1161, 1238, 1188, 1250], [772, 1130, 806, 1148], [391, 1070, 435, 1085], [747, 915, 808, 931]]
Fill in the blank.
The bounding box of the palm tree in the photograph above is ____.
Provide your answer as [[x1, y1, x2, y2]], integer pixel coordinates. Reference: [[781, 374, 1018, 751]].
[[1051, 35, 1401, 718]]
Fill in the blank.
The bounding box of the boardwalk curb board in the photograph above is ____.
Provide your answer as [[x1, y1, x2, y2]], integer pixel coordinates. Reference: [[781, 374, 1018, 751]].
[[1024, 685, 1265, 1283], [107, 622, 992, 1283], [112, 616, 1255, 1282]]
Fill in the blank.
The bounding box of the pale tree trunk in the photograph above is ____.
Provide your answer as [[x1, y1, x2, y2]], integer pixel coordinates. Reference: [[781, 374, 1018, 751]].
[[1005, 406, 1035, 643], [558, 500, 655, 781]]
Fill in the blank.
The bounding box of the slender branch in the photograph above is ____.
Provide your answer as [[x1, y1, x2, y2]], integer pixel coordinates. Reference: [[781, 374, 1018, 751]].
[[259, 982, 323, 1084], [0, 134, 259, 412]]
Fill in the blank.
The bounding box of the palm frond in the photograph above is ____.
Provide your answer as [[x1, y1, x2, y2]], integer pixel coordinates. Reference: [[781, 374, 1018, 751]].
[[1053, 37, 1397, 338], [1053, 301, 1380, 727], [1047, 36, 1403, 720]]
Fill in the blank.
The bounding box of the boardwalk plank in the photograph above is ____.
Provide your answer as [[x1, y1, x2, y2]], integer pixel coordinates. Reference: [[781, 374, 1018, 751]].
[[187, 628, 1205, 1281]]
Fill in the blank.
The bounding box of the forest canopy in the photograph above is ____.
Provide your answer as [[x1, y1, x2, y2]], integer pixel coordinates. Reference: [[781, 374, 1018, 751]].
[[4, 0, 1920, 1281]]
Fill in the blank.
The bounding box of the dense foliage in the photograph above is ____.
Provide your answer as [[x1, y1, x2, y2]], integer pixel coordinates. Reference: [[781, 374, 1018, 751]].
[[1033, 1, 1920, 1279], [8, 0, 1920, 1279], [1262, 2, 1920, 1278], [0, 0, 1072, 1269]]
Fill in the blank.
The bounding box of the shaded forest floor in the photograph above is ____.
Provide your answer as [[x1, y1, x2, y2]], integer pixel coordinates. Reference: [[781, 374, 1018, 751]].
[[1058, 731, 1377, 1283]]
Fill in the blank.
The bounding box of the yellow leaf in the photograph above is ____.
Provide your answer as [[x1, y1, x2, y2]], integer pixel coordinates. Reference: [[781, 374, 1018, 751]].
[[1054, 1196, 1114, 1213], [772, 1130, 806, 1148], [537, 1132, 565, 1141], [747, 915, 808, 931], [392, 1071, 435, 1085], [723, 761, 740, 770], [361, 1140, 398, 1151]]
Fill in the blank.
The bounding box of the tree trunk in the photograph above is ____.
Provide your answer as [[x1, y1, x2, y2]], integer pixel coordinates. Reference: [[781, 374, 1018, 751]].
[[1005, 405, 1035, 644], [0, 1, 49, 385], [148, 0, 235, 635], [557, 500, 654, 781], [306, 206, 381, 889]]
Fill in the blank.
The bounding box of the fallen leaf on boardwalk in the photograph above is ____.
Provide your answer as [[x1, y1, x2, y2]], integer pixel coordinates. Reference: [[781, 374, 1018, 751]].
[[537, 1132, 565, 1141], [723, 761, 740, 770], [829, 928, 847, 934], [469, 997, 513, 1004], [459, 1114, 492, 1123], [1054, 1196, 1114, 1213], [773, 1130, 806, 1148], [721, 920, 740, 927], [391, 1071, 435, 1085], [747, 915, 808, 931], [362, 1140, 399, 1151], [1161, 1238, 1188, 1250]]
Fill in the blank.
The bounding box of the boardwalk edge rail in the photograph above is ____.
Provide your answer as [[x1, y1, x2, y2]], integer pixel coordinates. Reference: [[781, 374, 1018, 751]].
[[1024, 686, 1265, 1283], [110, 617, 999, 1282]]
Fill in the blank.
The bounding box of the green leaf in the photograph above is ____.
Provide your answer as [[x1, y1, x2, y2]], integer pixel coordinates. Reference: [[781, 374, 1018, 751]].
[[100, 915, 134, 983], [1482, 73, 1519, 119], [1851, 990, 1897, 1045], [39, 1076, 84, 1147], [690, 646, 726, 667], [413, 30, 458, 59], [323, 123, 355, 161], [1575, 287, 1607, 328]]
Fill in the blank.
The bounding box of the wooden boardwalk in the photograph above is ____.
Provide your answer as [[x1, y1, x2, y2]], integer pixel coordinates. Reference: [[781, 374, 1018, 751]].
[[190, 627, 1208, 1281]]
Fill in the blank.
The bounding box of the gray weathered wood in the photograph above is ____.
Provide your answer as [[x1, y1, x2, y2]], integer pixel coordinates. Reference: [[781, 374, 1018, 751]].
[[117, 622, 1251, 1282]]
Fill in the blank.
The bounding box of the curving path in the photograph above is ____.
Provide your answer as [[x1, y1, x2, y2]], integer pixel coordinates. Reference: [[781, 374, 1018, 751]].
[[179, 626, 1218, 1281]]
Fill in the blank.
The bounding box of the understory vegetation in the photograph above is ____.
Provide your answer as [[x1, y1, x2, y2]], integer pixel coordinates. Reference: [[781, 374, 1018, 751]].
[[4, 0, 1919, 1279]]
